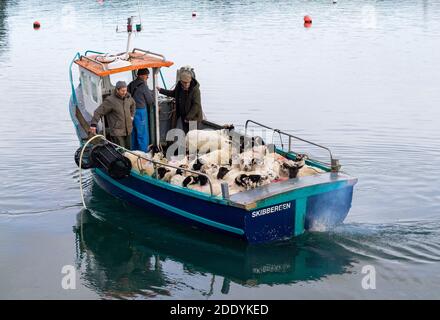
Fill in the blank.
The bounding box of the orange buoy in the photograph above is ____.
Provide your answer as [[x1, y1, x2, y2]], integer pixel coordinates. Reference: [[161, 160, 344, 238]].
[[304, 15, 312, 24], [33, 21, 41, 29]]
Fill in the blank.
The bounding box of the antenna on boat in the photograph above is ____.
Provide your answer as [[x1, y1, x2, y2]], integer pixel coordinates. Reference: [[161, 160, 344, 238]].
[[125, 16, 135, 56], [116, 15, 142, 59]]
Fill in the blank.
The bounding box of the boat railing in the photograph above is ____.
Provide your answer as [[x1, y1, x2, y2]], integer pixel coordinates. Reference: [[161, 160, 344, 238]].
[[102, 139, 215, 196], [244, 119, 340, 172], [84, 50, 105, 56]]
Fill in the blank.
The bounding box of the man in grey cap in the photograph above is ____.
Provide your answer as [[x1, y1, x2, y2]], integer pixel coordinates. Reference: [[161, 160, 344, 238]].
[[128, 68, 153, 151], [89, 81, 136, 149], [157, 68, 203, 133]]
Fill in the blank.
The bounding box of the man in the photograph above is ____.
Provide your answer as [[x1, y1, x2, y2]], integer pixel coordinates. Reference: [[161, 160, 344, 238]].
[[157, 69, 203, 133], [128, 68, 154, 152], [89, 81, 136, 149]]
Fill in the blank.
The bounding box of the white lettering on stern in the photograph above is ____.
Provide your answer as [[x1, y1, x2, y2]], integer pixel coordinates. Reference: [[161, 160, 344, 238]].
[[251, 203, 291, 218]]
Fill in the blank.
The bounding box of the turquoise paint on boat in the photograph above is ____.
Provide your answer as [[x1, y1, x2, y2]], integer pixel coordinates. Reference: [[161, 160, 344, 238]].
[[294, 198, 307, 236]]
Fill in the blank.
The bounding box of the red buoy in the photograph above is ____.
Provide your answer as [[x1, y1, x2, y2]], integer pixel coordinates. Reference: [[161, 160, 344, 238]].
[[304, 22, 312, 28], [33, 21, 41, 29], [304, 15, 312, 24]]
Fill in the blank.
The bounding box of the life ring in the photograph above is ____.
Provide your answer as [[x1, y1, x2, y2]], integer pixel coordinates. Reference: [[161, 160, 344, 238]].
[[95, 54, 117, 63]]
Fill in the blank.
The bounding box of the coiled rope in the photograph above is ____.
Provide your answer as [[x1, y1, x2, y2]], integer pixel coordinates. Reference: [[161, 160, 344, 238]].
[[79, 134, 105, 209]]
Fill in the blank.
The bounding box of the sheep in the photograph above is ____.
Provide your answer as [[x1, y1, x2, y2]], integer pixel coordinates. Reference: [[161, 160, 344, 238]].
[[200, 163, 221, 179], [155, 167, 170, 180], [182, 174, 222, 196], [127, 141, 325, 197], [170, 169, 187, 186], [123, 151, 155, 176], [237, 149, 266, 171], [278, 153, 324, 178], [186, 129, 231, 154], [297, 165, 325, 177], [277, 153, 324, 178], [215, 166, 269, 194], [235, 135, 265, 153], [234, 173, 270, 190], [198, 149, 232, 166]]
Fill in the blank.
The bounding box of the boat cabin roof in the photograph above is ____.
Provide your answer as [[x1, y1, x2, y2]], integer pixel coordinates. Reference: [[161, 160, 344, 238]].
[[74, 49, 174, 77]]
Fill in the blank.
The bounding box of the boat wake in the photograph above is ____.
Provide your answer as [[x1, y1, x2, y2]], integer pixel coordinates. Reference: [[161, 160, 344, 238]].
[[321, 220, 440, 264]]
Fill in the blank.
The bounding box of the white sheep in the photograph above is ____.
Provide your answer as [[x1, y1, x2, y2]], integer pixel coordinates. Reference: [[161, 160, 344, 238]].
[[297, 165, 325, 177], [186, 129, 231, 154], [182, 174, 222, 196], [123, 151, 155, 176], [198, 149, 232, 166], [170, 171, 187, 186]]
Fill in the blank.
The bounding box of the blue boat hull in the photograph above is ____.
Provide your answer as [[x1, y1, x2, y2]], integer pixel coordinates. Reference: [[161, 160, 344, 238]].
[[92, 167, 356, 244]]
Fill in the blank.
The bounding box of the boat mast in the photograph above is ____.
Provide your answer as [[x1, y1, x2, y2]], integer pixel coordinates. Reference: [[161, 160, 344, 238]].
[[153, 68, 160, 146], [125, 16, 135, 57]]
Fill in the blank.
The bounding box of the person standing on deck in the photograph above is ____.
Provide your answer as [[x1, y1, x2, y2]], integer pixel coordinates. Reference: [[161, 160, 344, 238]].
[[88, 81, 136, 149], [128, 68, 154, 152], [156, 69, 203, 133]]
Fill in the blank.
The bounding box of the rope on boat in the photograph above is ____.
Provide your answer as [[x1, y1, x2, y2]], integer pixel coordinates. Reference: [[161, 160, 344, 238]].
[[79, 134, 105, 209]]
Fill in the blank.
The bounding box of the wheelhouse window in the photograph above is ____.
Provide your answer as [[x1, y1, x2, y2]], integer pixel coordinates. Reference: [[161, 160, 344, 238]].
[[90, 77, 99, 103], [80, 70, 90, 96]]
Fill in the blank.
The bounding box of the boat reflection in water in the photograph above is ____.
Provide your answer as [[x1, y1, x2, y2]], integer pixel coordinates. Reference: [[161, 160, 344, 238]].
[[73, 184, 358, 298]]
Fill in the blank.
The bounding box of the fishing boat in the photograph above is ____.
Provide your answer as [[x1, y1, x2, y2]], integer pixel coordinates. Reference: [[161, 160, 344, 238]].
[[69, 17, 357, 244]]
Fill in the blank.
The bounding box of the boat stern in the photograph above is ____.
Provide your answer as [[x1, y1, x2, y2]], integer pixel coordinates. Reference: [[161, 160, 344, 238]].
[[231, 172, 357, 244]]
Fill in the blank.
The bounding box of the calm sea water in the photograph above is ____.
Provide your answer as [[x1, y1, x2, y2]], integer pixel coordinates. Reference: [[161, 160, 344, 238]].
[[1, 0, 440, 299]]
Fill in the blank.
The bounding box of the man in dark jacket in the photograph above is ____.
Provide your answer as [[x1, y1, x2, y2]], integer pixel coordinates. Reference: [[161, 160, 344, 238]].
[[157, 69, 203, 133], [128, 68, 154, 151], [89, 81, 136, 149]]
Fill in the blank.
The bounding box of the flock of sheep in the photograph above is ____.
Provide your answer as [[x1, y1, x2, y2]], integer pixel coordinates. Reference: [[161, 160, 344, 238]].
[[123, 129, 325, 196]]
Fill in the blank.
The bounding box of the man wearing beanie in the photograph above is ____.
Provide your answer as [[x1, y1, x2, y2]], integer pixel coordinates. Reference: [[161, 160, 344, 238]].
[[128, 68, 153, 151], [157, 68, 203, 133], [89, 80, 136, 149]]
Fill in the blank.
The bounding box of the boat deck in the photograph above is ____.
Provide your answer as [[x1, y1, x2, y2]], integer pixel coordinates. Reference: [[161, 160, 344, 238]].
[[229, 172, 357, 209]]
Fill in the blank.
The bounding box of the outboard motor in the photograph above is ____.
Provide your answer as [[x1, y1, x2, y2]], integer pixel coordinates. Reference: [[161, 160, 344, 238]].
[[74, 142, 132, 179]]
